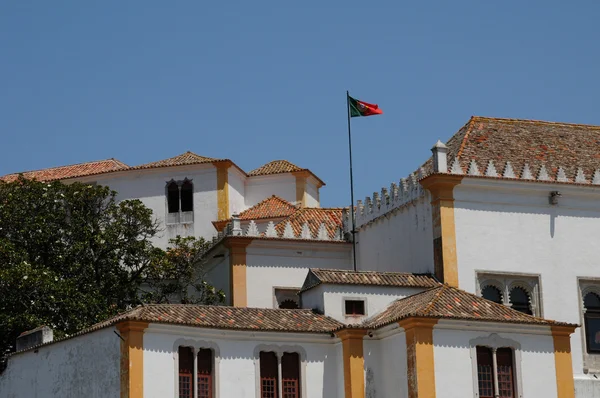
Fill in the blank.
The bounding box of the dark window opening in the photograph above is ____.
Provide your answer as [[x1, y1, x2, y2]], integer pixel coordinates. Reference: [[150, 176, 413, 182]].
[[260, 351, 278, 398], [178, 346, 213, 398], [181, 180, 194, 212], [476, 346, 515, 398], [179, 346, 194, 398], [481, 285, 503, 304], [345, 300, 365, 316], [279, 299, 299, 309], [168, 182, 180, 214], [509, 287, 532, 315], [584, 292, 600, 353], [282, 352, 300, 398]]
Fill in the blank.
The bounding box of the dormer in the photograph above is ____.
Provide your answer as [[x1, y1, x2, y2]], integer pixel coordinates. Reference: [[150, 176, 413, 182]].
[[246, 160, 324, 208], [298, 269, 439, 324]]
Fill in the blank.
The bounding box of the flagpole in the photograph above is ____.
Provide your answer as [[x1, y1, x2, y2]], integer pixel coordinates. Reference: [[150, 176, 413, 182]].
[[346, 91, 357, 272]]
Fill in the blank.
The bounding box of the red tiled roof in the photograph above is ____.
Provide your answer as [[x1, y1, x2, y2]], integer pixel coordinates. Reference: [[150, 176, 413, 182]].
[[133, 151, 218, 169], [300, 269, 439, 292], [0, 159, 129, 182], [422, 116, 600, 182], [238, 195, 297, 220], [363, 285, 576, 329], [248, 160, 304, 176], [275, 208, 343, 238]]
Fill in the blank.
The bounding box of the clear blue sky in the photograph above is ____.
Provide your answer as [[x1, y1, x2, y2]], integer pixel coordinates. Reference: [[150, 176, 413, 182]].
[[3, 1, 600, 207]]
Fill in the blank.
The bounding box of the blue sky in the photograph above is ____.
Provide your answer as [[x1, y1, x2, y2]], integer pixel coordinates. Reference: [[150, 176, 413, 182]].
[[2, 1, 600, 207]]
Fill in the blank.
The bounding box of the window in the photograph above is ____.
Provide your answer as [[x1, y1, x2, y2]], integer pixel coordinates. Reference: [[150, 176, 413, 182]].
[[274, 288, 300, 309], [259, 351, 301, 398], [477, 273, 541, 316], [166, 179, 194, 224], [345, 300, 365, 316], [584, 292, 600, 354], [476, 346, 515, 398], [178, 346, 214, 398]]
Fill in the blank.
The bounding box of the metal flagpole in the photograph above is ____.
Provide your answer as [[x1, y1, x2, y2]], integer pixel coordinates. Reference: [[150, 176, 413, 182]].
[[346, 91, 357, 272]]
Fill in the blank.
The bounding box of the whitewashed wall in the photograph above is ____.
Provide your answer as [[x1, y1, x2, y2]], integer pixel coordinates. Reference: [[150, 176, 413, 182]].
[[452, 179, 600, 379], [300, 285, 427, 322], [433, 324, 557, 398], [228, 168, 246, 216], [245, 242, 352, 308], [0, 327, 120, 398], [305, 179, 320, 207], [93, 165, 218, 248], [142, 324, 341, 398], [371, 330, 408, 398], [355, 196, 433, 274], [246, 175, 297, 208]]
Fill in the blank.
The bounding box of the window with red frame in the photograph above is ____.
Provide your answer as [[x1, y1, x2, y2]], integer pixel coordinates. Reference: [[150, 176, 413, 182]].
[[260, 351, 301, 398], [476, 346, 515, 398], [178, 346, 214, 398]]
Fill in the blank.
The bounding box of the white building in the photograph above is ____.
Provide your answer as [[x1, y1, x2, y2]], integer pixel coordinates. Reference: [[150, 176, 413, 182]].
[[0, 268, 577, 398], [1, 153, 325, 248], [3, 115, 600, 398]]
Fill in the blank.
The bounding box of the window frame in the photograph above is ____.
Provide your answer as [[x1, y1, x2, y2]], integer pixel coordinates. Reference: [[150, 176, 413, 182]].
[[342, 297, 367, 318], [469, 334, 523, 398], [165, 178, 195, 225], [173, 339, 220, 398], [475, 271, 542, 317], [579, 278, 600, 369], [254, 345, 307, 398]]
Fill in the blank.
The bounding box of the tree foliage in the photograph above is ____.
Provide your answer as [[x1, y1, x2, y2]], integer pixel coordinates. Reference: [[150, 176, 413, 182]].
[[0, 177, 223, 356]]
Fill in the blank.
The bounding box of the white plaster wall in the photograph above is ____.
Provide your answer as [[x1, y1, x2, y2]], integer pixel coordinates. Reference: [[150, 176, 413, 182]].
[[142, 325, 340, 398], [363, 338, 381, 398], [228, 168, 246, 216], [245, 242, 352, 308], [433, 326, 557, 398], [355, 197, 433, 274], [0, 327, 120, 398], [246, 175, 297, 207], [93, 165, 218, 248], [305, 179, 320, 208], [453, 180, 600, 376], [300, 285, 325, 313], [376, 331, 408, 398], [318, 285, 426, 323]]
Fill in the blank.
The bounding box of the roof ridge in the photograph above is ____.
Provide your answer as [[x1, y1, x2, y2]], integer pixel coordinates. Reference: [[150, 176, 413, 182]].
[[2, 158, 129, 177], [419, 285, 447, 315], [470, 115, 600, 129], [456, 117, 477, 159], [311, 268, 434, 277]]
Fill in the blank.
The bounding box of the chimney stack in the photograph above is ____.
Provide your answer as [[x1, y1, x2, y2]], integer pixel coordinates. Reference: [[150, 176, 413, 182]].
[[431, 140, 448, 173]]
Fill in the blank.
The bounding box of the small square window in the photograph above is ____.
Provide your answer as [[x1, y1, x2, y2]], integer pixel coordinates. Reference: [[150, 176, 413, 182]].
[[345, 300, 365, 316]]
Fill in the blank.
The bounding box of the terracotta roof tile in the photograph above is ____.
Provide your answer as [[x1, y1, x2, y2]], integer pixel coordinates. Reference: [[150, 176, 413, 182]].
[[248, 160, 304, 176], [133, 151, 218, 169], [422, 116, 600, 181], [300, 269, 439, 292], [363, 285, 575, 329], [238, 195, 297, 220], [1, 159, 129, 182], [275, 208, 343, 238]]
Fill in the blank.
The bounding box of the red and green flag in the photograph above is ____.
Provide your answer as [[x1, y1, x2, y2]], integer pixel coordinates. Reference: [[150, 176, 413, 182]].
[[348, 95, 383, 117]]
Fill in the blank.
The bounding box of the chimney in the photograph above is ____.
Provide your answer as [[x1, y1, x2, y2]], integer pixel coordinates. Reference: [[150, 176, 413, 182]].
[[16, 326, 53, 352], [431, 140, 448, 173], [231, 214, 242, 236]]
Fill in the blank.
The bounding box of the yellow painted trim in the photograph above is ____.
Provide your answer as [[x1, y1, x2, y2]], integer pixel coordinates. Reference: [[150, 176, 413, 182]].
[[224, 238, 252, 307], [399, 317, 438, 398], [336, 329, 367, 398], [419, 175, 463, 287], [213, 161, 232, 220], [292, 171, 310, 207], [117, 321, 148, 398], [551, 325, 577, 398]]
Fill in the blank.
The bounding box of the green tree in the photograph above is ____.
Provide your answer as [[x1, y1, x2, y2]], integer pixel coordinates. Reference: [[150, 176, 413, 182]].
[[0, 177, 223, 357]]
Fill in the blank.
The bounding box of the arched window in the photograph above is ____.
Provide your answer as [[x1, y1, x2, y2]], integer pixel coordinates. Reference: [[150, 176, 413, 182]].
[[476, 346, 516, 398], [509, 287, 532, 315], [259, 351, 301, 398], [181, 179, 194, 212], [584, 292, 600, 353], [178, 346, 214, 398], [481, 285, 503, 304], [166, 179, 194, 224], [167, 181, 180, 214]]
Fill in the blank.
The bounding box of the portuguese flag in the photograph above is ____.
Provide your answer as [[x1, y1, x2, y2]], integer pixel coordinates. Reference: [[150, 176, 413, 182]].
[[348, 95, 383, 117]]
